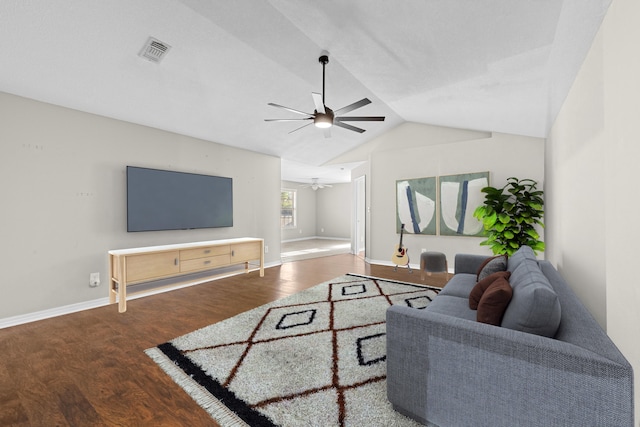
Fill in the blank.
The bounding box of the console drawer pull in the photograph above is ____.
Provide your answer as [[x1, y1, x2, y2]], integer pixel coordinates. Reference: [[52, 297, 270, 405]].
[[204, 260, 211, 265], [204, 249, 211, 254], [174, 258, 178, 265]]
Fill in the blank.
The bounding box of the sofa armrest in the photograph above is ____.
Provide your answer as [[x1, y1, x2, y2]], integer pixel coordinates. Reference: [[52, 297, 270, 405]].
[[454, 253, 490, 274], [386, 305, 634, 427]]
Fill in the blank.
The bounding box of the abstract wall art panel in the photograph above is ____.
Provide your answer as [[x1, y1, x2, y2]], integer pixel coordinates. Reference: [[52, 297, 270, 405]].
[[396, 177, 437, 235], [439, 172, 489, 237]]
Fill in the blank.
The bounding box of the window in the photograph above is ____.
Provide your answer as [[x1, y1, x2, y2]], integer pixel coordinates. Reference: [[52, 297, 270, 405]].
[[281, 189, 296, 228]]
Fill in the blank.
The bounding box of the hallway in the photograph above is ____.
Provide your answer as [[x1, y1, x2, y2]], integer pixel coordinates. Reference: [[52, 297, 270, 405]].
[[280, 238, 351, 263]]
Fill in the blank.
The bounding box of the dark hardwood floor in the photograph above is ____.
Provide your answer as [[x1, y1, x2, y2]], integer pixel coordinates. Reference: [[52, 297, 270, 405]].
[[0, 254, 447, 426]]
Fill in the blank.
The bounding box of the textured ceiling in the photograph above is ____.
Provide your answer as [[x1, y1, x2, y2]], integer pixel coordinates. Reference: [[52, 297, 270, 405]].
[[0, 0, 610, 183]]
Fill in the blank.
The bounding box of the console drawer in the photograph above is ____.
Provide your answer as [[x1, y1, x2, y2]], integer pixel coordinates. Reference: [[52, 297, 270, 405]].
[[180, 254, 231, 273], [180, 245, 230, 260]]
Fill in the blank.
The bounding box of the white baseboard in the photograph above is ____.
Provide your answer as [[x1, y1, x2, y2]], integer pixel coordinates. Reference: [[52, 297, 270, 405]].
[[0, 261, 282, 330], [369, 258, 454, 273], [369, 258, 419, 269], [282, 236, 350, 243], [0, 297, 112, 329]]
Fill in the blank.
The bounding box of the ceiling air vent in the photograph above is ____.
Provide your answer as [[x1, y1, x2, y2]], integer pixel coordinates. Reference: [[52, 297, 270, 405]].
[[138, 37, 171, 63]]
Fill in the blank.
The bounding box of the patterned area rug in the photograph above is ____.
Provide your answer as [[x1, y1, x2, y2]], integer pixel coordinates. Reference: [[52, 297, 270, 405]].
[[145, 274, 440, 426]]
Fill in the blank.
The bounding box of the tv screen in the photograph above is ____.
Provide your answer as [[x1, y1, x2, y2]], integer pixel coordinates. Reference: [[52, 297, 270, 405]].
[[126, 166, 233, 232]]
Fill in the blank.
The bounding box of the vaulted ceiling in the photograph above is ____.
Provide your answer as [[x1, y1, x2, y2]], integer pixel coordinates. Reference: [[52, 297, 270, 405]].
[[0, 0, 610, 183]]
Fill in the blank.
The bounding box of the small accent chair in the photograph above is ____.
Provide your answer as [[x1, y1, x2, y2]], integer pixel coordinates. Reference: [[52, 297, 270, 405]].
[[420, 251, 448, 281]]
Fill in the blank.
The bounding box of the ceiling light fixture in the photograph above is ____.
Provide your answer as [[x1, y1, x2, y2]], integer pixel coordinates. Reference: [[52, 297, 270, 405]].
[[314, 108, 334, 128]]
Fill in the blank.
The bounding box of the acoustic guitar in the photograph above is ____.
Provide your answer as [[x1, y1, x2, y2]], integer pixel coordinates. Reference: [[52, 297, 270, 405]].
[[392, 223, 410, 271]]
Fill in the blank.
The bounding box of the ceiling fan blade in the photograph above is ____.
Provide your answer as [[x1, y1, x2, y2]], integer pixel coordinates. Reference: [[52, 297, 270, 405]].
[[334, 98, 371, 115], [333, 121, 366, 133], [311, 92, 325, 114], [335, 116, 385, 122], [264, 118, 312, 122], [288, 122, 313, 134], [267, 102, 312, 116]]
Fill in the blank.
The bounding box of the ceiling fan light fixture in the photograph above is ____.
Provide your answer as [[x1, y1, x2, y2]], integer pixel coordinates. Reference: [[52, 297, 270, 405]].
[[314, 114, 333, 128], [314, 107, 334, 128], [300, 178, 332, 190]]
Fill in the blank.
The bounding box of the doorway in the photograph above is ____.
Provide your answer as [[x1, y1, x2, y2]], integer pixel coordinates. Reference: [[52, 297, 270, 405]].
[[353, 175, 366, 259]]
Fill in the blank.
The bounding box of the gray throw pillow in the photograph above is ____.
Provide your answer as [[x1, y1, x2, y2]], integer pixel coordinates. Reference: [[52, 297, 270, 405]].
[[476, 255, 508, 282]]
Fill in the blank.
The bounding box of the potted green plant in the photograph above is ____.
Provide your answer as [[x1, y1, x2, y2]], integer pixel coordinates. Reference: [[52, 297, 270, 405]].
[[473, 177, 545, 256]]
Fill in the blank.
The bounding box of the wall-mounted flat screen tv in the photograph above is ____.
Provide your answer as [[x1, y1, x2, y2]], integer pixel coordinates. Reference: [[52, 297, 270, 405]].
[[126, 166, 233, 232]]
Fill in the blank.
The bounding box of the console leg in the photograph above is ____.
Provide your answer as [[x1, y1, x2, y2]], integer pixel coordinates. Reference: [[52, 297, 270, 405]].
[[118, 282, 127, 313]]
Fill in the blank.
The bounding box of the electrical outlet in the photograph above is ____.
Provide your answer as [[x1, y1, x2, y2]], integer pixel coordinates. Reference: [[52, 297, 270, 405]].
[[264, 245, 269, 254], [89, 272, 100, 287], [421, 248, 427, 253]]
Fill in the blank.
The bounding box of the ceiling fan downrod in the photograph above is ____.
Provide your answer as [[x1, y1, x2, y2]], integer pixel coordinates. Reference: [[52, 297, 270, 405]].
[[319, 55, 328, 105]]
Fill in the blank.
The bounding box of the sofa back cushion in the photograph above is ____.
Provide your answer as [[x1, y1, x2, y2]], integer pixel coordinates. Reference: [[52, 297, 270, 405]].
[[501, 256, 561, 338], [507, 245, 536, 273]]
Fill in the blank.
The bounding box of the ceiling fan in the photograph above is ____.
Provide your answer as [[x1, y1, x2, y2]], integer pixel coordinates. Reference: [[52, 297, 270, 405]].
[[301, 178, 333, 191], [265, 54, 385, 136]]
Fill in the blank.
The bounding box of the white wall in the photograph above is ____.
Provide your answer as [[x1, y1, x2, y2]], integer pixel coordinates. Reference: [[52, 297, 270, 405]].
[[316, 183, 351, 239], [0, 91, 281, 319], [364, 123, 545, 268], [280, 181, 317, 241], [545, 32, 607, 327], [546, 0, 640, 420]]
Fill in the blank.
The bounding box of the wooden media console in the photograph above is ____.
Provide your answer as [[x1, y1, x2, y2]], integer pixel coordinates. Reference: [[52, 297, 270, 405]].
[[109, 238, 264, 312]]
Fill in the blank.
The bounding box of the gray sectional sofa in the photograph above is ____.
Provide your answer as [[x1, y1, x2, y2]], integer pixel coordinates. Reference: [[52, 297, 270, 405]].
[[387, 246, 634, 426]]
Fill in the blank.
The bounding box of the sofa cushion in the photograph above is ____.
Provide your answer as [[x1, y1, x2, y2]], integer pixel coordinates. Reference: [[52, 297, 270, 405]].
[[438, 273, 476, 298], [501, 257, 561, 337], [425, 295, 477, 322], [469, 270, 511, 309], [476, 276, 513, 325], [476, 254, 507, 281], [507, 245, 536, 273]]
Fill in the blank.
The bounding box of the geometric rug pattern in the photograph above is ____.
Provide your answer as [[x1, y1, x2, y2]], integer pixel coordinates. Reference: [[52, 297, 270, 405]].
[[146, 274, 440, 426]]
